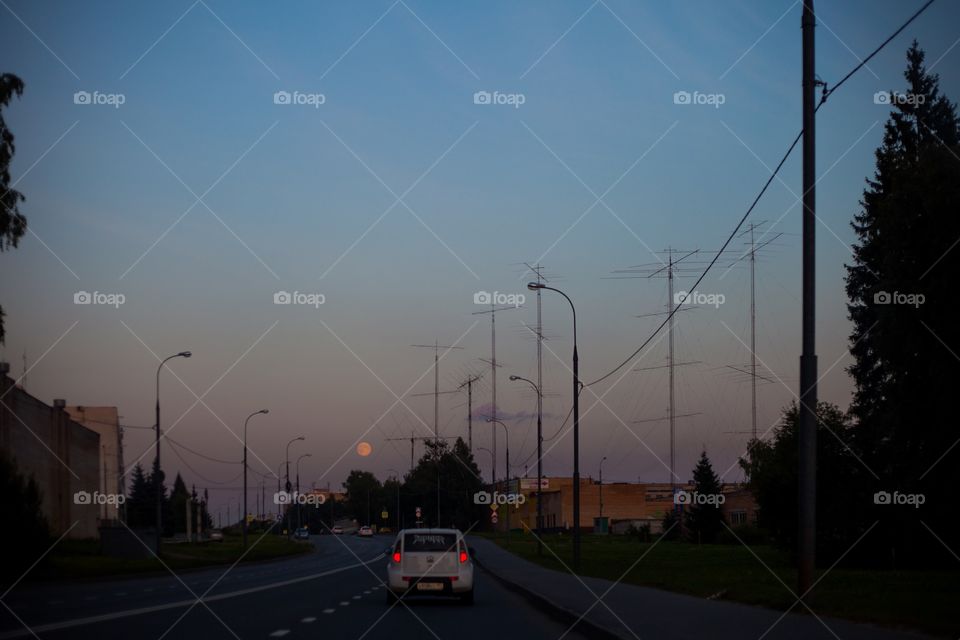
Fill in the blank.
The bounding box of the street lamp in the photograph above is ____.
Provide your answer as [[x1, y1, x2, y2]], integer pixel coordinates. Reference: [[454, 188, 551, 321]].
[[599, 456, 607, 520], [528, 281, 582, 568], [155, 350, 191, 555], [285, 436, 305, 534], [477, 447, 495, 485], [510, 374, 544, 551], [387, 468, 401, 531], [296, 453, 311, 530], [243, 409, 269, 549]]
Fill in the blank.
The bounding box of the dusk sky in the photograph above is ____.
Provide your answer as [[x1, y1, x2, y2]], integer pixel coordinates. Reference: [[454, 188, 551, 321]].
[[2, 0, 958, 516]]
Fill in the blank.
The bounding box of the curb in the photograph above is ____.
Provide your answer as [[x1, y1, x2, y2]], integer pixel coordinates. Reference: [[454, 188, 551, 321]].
[[473, 554, 625, 640]]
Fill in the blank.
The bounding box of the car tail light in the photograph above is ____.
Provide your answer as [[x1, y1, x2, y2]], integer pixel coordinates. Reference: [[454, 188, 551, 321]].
[[459, 550, 468, 563], [392, 551, 401, 563]]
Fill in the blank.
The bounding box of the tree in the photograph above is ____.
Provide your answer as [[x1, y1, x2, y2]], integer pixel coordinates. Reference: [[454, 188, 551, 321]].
[[0, 451, 49, 581], [342, 470, 381, 525], [169, 473, 189, 535], [684, 451, 724, 543], [126, 463, 152, 527], [0, 73, 26, 344], [845, 40, 959, 566], [740, 402, 868, 563], [403, 438, 483, 530]]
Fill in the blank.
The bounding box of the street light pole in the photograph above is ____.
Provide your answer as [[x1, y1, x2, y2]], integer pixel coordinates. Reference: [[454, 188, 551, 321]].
[[510, 375, 543, 554], [529, 282, 580, 568], [487, 418, 510, 539], [599, 456, 607, 520], [155, 351, 191, 555], [285, 436, 305, 534], [243, 409, 269, 549], [296, 453, 311, 530], [477, 447, 495, 487], [388, 468, 401, 532]]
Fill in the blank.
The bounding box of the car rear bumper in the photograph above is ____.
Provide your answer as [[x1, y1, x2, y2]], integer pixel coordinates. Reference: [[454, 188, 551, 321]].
[[386, 565, 474, 594]]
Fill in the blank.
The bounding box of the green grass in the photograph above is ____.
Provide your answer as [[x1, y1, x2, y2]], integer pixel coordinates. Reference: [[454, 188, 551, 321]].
[[33, 533, 311, 582], [487, 533, 956, 637]]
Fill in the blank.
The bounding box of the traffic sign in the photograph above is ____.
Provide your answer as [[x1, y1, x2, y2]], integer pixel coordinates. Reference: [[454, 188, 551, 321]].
[[415, 506, 422, 518], [491, 512, 498, 524], [381, 510, 389, 519]]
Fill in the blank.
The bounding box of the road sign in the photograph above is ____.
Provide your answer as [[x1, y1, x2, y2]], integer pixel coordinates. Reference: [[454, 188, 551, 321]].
[[381, 510, 389, 519], [415, 506, 422, 518], [491, 511, 498, 524]]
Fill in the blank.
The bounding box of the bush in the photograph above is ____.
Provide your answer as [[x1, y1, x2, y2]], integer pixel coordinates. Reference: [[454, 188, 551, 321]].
[[0, 452, 50, 583], [716, 524, 768, 546]]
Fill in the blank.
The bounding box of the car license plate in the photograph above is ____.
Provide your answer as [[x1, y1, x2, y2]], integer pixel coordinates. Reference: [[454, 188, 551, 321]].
[[416, 582, 443, 591]]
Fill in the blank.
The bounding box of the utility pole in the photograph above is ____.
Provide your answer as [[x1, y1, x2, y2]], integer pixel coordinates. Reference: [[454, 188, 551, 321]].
[[411, 341, 464, 441], [457, 374, 483, 452], [798, 0, 819, 598], [473, 303, 521, 483]]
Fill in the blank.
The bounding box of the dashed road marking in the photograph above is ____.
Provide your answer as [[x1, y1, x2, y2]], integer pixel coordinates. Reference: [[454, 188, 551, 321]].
[[352, 595, 361, 600], [322, 609, 335, 614], [363, 590, 371, 594], [268, 631, 289, 637], [301, 617, 316, 623], [339, 601, 350, 606]]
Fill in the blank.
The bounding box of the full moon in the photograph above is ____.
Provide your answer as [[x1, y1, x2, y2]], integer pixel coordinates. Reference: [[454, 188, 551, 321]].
[[356, 442, 372, 457]]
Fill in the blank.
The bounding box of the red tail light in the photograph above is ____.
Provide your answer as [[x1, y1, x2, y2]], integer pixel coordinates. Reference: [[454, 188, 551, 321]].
[[459, 550, 468, 563], [392, 551, 401, 563]]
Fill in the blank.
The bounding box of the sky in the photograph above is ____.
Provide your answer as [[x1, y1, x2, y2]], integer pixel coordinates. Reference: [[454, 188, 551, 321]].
[[2, 0, 958, 518]]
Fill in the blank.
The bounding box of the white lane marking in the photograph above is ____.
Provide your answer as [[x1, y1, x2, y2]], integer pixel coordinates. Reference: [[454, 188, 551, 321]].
[[301, 617, 316, 623], [322, 609, 335, 614], [363, 590, 371, 594], [339, 601, 350, 606], [352, 595, 361, 600], [0, 554, 386, 640], [269, 631, 289, 637]]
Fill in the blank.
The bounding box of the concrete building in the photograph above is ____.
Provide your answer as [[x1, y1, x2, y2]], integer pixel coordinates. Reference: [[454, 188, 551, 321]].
[[493, 476, 759, 534], [66, 406, 124, 524], [0, 365, 100, 538]]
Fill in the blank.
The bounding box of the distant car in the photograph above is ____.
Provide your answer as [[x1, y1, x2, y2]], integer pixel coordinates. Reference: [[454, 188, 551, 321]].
[[209, 529, 224, 542], [358, 526, 374, 537], [294, 527, 310, 540], [385, 528, 474, 605], [332, 526, 344, 535]]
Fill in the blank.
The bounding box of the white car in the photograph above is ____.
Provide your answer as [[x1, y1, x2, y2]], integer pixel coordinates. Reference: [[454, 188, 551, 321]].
[[385, 528, 474, 604], [331, 526, 344, 535], [358, 526, 374, 537]]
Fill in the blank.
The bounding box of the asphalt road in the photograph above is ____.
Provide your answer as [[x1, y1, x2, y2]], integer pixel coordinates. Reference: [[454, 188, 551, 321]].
[[0, 535, 590, 640]]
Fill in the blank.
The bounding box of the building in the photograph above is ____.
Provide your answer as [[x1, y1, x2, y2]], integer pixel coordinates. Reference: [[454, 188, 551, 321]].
[[65, 406, 124, 524], [492, 476, 759, 534], [0, 364, 101, 538]]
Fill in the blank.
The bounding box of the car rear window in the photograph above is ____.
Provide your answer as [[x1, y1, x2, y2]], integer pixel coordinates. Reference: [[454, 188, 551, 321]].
[[403, 533, 457, 552]]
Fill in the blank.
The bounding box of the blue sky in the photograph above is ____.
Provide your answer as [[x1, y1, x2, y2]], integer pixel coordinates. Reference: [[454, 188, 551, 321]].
[[2, 0, 958, 514]]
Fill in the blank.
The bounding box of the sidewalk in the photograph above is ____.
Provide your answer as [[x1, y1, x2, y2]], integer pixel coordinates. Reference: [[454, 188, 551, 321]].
[[468, 537, 933, 640]]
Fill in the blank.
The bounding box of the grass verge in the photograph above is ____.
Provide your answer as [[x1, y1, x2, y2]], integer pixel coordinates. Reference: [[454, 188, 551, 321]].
[[486, 533, 955, 637]]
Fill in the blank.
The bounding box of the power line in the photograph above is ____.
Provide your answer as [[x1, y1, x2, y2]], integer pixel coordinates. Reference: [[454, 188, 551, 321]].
[[165, 436, 241, 465], [585, 0, 937, 388], [167, 440, 244, 486]]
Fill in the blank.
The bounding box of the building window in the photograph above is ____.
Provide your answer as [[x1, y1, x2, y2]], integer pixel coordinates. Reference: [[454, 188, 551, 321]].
[[730, 510, 747, 525]]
